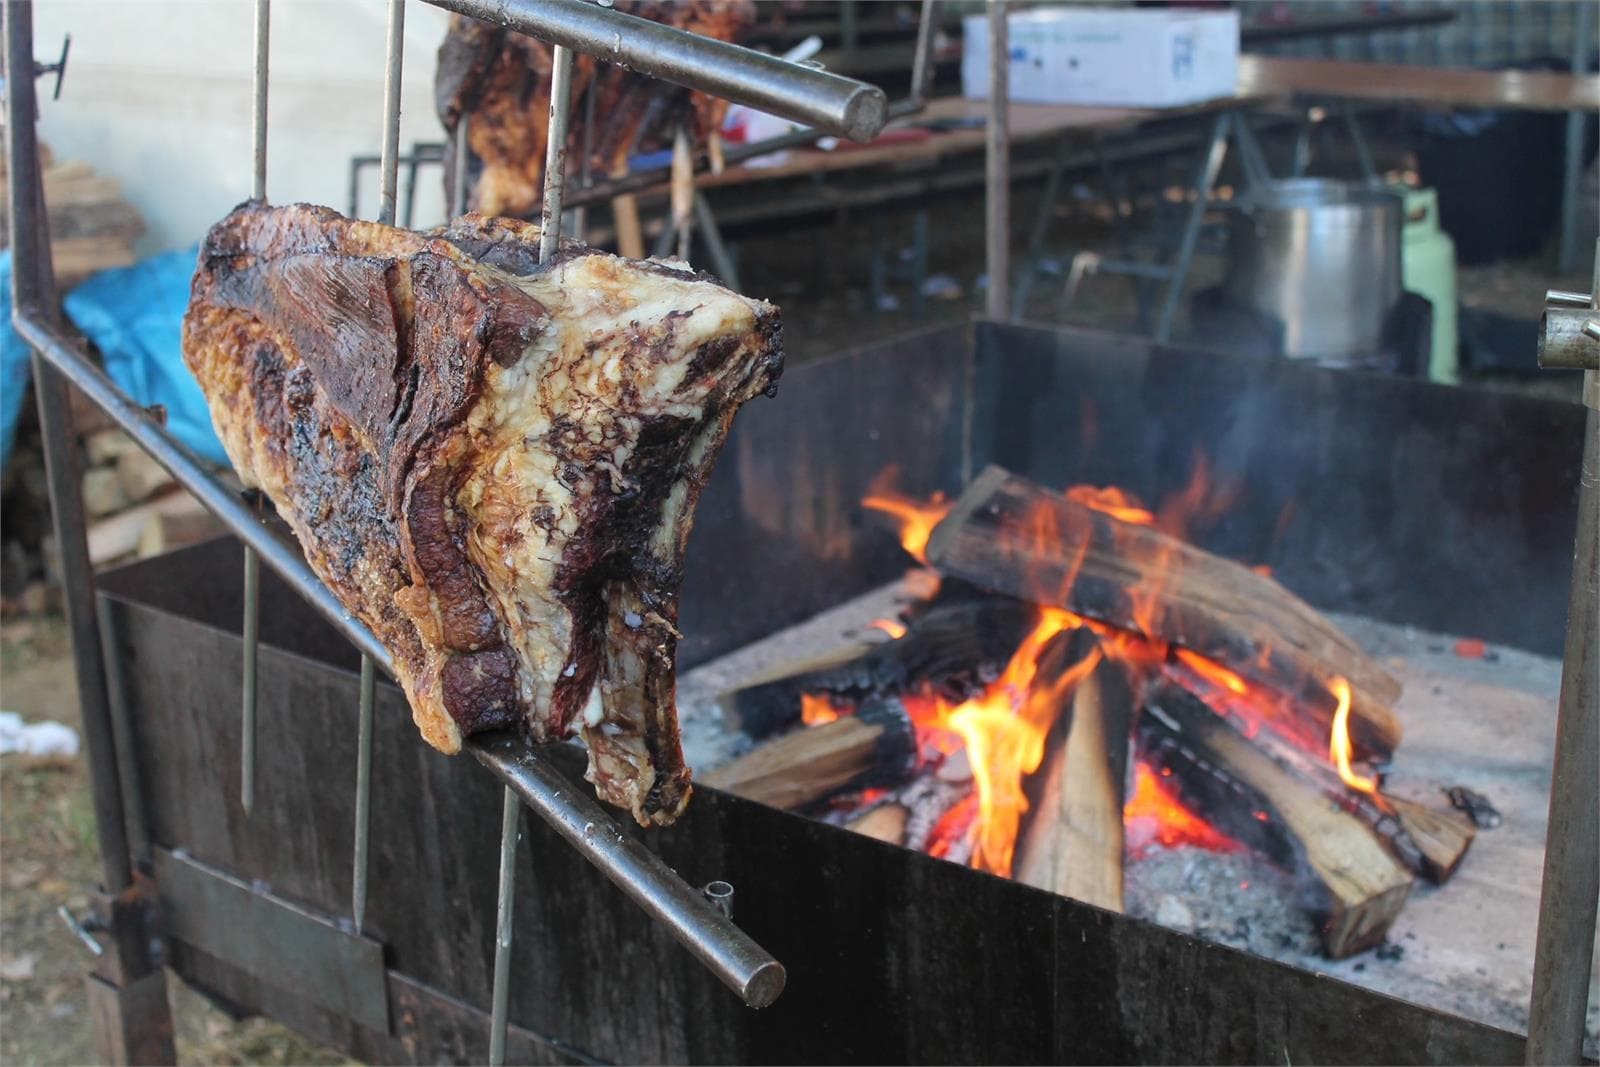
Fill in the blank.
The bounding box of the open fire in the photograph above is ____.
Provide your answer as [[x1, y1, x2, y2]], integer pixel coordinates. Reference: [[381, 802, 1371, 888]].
[[709, 462, 1479, 959]]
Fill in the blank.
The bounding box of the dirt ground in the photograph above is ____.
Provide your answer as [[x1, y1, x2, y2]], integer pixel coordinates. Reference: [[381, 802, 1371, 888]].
[[0, 149, 1594, 1062]]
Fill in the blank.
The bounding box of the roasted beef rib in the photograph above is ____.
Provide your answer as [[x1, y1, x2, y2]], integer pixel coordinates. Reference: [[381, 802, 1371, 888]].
[[182, 202, 782, 825]]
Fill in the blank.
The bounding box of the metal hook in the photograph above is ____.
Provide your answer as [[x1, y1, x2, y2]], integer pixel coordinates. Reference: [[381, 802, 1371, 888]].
[[32, 34, 70, 101]]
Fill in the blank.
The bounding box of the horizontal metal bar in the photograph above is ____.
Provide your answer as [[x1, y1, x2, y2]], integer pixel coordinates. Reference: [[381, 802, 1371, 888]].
[[469, 732, 786, 1009], [9, 305, 787, 1008], [422, 0, 886, 142], [11, 310, 394, 669]]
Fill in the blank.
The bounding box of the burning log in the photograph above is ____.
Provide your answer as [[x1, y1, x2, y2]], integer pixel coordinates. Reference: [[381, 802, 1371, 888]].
[[1141, 682, 1414, 958], [1165, 661, 1474, 884], [1015, 634, 1134, 912], [719, 594, 1033, 739], [703, 698, 917, 811], [925, 466, 1403, 760]]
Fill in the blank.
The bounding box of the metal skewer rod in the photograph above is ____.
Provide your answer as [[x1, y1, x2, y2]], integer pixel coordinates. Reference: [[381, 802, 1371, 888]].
[[487, 785, 520, 1067], [241, 0, 271, 816], [352, 655, 375, 931], [352, 0, 408, 936], [491, 43, 574, 1064], [423, 0, 886, 141], [378, 0, 406, 228]]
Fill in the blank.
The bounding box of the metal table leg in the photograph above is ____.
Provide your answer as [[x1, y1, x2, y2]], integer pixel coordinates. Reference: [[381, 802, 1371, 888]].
[[1153, 111, 1231, 345], [1011, 131, 1072, 319]]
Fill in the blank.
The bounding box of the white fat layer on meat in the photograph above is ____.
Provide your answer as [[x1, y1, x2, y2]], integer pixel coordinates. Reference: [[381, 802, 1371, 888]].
[[455, 251, 762, 733]]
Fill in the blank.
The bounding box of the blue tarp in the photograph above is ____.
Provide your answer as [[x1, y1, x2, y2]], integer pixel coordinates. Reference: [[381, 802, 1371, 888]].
[[63, 246, 226, 466], [0, 252, 28, 472], [2, 246, 227, 476]]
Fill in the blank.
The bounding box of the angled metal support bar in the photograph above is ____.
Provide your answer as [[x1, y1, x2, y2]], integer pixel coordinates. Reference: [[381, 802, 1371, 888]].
[[8, 313, 394, 668], [470, 733, 787, 1008], [422, 0, 887, 141]]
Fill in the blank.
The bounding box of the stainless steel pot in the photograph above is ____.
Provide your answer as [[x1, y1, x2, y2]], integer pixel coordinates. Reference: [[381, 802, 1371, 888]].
[[1222, 179, 1403, 364]]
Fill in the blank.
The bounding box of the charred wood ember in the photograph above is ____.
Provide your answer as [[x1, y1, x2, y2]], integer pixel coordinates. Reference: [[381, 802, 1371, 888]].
[[1446, 784, 1503, 829], [183, 203, 782, 825], [1165, 661, 1474, 884], [719, 593, 1034, 738], [436, 1, 755, 219], [1141, 682, 1413, 958]]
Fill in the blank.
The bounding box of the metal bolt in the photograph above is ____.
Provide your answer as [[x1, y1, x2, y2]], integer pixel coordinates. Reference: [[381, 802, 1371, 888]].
[[703, 880, 735, 919]]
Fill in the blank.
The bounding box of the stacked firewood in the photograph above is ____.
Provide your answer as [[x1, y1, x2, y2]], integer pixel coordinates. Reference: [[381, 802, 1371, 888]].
[[74, 424, 223, 569], [0, 143, 145, 286]]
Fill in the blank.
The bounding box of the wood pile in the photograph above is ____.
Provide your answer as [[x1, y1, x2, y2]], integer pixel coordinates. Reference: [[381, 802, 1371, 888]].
[[0, 142, 145, 286]]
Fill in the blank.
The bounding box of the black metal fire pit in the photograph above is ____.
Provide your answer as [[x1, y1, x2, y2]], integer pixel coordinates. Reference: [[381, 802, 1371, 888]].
[[98, 320, 1584, 1065]]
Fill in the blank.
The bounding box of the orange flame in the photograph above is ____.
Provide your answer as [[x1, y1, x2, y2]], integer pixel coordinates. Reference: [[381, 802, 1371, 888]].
[[1174, 648, 1248, 696], [946, 608, 1100, 876], [1125, 763, 1241, 855], [800, 692, 842, 727], [868, 617, 908, 639], [862, 469, 951, 565], [1065, 485, 1155, 525], [1328, 676, 1377, 794]]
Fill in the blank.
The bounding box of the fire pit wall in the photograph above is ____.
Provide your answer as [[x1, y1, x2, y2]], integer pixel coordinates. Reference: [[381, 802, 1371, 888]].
[[97, 321, 1584, 1065]]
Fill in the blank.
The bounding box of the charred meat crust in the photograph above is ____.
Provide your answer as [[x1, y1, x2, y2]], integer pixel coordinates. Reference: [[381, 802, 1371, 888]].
[[183, 201, 783, 825]]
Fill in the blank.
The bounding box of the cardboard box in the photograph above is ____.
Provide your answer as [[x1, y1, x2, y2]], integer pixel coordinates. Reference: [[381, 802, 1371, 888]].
[[962, 7, 1240, 109]]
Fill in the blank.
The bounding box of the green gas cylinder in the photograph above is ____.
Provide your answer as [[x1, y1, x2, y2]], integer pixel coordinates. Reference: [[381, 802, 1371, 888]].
[[1400, 186, 1458, 383]]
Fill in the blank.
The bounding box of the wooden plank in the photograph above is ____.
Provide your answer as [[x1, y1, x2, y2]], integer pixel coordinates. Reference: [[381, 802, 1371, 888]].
[[1237, 55, 1600, 113], [926, 465, 1403, 759]]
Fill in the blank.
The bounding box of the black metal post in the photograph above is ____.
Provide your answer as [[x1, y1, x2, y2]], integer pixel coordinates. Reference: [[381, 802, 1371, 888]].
[[5, 2, 176, 1062]]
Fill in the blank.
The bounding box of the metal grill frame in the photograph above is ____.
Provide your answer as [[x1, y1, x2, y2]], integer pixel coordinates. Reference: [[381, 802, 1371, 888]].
[[1, 0, 899, 1058]]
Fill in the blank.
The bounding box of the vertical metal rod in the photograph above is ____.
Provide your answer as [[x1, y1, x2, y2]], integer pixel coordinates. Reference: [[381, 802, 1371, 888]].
[[1556, 0, 1595, 274], [5, 0, 133, 896], [907, 0, 939, 108], [538, 44, 575, 260], [1011, 131, 1072, 318], [840, 0, 859, 53], [451, 123, 470, 217], [351, 0, 405, 935], [96, 602, 151, 868], [351, 655, 375, 930], [491, 41, 575, 1061], [487, 785, 520, 1067], [693, 193, 740, 290], [672, 124, 694, 261], [1341, 102, 1378, 184], [1153, 111, 1230, 345], [251, 0, 270, 200], [984, 0, 1010, 320], [1525, 397, 1599, 1065], [241, 545, 259, 813], [377, 0, 406, 227], [1526, 245, 1600, 1062], [241, 0, 270, 818]]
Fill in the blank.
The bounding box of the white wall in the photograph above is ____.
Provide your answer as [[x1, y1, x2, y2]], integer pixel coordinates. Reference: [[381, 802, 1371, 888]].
[[34, 0, 452, 255]]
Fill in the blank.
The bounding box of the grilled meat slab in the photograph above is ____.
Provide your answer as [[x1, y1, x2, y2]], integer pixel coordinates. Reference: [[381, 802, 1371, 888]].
[[436, 1, 754, 218], [182, 202, 782, 825]]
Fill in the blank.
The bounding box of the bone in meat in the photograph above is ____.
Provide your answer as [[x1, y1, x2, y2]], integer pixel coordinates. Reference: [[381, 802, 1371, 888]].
[[436, 1, 754, 218], [182, 202, 782, 825]]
